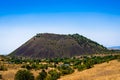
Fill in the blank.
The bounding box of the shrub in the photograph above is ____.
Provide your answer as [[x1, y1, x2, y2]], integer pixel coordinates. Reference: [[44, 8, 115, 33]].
[[77, 64, 86, 71], [48, 70, 60, 80], [37, 64, 48, 70], [31, 63, 39, 70], [36, 69, 47, 80], [14, 70, 34, 80], [21, 64, 32, 70], [58, 64, 74, 75]]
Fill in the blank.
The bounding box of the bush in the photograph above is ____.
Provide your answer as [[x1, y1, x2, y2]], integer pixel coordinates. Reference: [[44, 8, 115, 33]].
[[14, 70, 34, 80], [21, 64, 32, 70], [77, 64, 86, 71], [58, 64, 74, 75], [37, 64, 48, 70], [31, 63, 37, 69], [48, 70, 60, 80], [36, 69, 47, 80]]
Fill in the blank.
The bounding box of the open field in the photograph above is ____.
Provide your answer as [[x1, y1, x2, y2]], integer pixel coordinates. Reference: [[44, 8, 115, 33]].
[[59, 60, 120, 80], [0, 54, 119, 80], [0, 65, 40, 80], [0, 60, 119, 80]]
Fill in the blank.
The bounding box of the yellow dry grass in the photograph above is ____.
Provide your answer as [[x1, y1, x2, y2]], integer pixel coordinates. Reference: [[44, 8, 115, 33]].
[[59, 60, 120, 80], [0, 60, 120, 80], [0, 64, 22, 80], [0, 66, 40, 80], [1, 69, 17, 80]]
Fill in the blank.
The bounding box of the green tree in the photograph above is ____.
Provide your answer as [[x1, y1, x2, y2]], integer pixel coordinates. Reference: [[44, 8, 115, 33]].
[[21, 64, 32, 70], [36, 69, 47, 80], [15, 70, 34, 80], [77, 64, 86, 71], [48, 70, 60, 80], [58, 64, 74, 75]]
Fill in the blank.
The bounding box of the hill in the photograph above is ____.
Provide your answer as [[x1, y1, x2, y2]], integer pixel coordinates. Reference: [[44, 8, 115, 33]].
[[9, 33, 107, 58], [108, 46, 120, 50]]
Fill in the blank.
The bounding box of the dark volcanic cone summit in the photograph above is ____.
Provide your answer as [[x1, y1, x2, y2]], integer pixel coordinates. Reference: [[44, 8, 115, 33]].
[[9, 33, 107, 58]]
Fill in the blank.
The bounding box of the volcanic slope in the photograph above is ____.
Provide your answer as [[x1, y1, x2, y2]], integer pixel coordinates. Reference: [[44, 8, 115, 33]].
[[10, 33, 107, 58]]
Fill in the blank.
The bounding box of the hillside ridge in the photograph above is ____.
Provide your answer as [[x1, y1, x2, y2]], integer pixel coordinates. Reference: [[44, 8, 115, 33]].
[[9, 33, 107, 58]]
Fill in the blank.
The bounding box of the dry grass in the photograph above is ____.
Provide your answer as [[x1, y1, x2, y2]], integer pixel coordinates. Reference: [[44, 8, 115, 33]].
[[0, 64, 22, 80], [1, 69, 18, 80], [0, 60, 120, 80], [0, 63, 45, 80], [59, 60, 120, 80]]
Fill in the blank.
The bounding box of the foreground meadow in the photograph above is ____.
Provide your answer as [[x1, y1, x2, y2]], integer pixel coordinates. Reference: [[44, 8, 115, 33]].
[[0, 54, 119, 80]]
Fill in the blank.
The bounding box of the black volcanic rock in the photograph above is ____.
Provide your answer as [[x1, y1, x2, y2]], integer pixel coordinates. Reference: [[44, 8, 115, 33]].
[[9, 33, 107, 58]]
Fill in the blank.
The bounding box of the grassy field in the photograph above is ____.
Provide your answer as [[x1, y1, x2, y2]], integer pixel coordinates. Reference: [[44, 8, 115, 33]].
[[0, 65, 39, 80], [0, 60, 119, 80], [59, 60, 120, 80], [0, 54, 119, 80]]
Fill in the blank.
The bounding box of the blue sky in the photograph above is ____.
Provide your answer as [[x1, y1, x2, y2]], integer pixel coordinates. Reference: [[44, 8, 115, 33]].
[[0, 0, 120, 54]]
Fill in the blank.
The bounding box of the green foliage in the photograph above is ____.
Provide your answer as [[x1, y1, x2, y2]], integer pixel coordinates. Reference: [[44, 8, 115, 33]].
[[73, 55, 119, 71], [7, 53, 120, 80], [73, 58, 94, 71], [36, 69, 47, 80], [21, 64, 32, 70], [21, 63, 48, 70], [15, 70, 34, 80], [47, 63, 55, 68], [58, 64, 74, 75], [73, 59, 82, 66], [10, 57, 22, 64], [69, 33, 107, 52], [38, 64, 48, 70], [31, 63, 38, 69], [83, 58, 94, 69], [48, 70, 60, 80], [77, 64, 87, 71]]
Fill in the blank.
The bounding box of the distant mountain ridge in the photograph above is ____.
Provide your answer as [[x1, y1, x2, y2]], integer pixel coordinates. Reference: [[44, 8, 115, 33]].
[[9, 33, 107, 59], [108, 46, 120, 50]]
